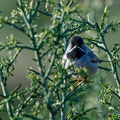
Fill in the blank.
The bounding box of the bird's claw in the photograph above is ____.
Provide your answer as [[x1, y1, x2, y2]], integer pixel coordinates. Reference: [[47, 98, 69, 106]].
[[73, 77, 87, 89], [82, 77, 87, 84]]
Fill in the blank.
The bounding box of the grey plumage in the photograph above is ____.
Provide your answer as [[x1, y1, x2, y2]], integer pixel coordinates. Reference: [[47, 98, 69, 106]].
[[62, 36, 108, 76]]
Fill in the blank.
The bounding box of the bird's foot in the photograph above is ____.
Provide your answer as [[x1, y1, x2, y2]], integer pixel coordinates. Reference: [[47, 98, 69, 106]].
[[73, 77, 87, 89], [73, 78, 81, 89], [82, 77, 87, 84]]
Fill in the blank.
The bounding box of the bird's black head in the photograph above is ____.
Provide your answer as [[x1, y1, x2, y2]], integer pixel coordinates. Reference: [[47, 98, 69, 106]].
[[66, 36, 85, 59], [70, 36, 84, 48]]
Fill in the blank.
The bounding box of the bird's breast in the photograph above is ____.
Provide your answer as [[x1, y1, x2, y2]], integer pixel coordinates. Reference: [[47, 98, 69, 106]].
[[66, 46, 85, 59]]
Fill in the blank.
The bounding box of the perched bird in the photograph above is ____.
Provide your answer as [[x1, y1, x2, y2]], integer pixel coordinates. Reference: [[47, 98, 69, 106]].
[[62, 36, 108, 87]]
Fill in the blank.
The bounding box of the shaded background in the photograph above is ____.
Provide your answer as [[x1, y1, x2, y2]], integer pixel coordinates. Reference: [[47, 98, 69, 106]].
[[0, 0, 120, 119]]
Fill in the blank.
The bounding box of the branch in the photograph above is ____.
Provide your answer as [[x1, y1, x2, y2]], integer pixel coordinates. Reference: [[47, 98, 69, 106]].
[[16, 86, 39, 116], [8, 48, 22, 67], [98, 66, 112, 72], [61, 24, 84, 37], [76, 14, 97, 30], [55, 82, 83, 114], [5, 21, 29, 38], [89, 41, 106, 51], [39, 10, 53, 17], [66, 107, 97, 120], [30, 1, 41, 23], [44, 49, 56, 79], [101, 30, 120, 88], [40, 48, 52, 59], [105, 100, 119, 112], [0, 94, 6, 98], [18, 0, 45, 80], [22, 113, 41, 120], [7, 45, 37, 51], [18, 0, 30, 27], [0, 67, 14, 119], [10, 84, 21, 96], [102, 83, 120, 99]]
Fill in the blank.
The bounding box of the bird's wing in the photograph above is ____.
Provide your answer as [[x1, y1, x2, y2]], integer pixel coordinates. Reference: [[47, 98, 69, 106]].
[[86, 47, 109, 63], [88, 52, 100, 63], [83, 45, 100, 63]]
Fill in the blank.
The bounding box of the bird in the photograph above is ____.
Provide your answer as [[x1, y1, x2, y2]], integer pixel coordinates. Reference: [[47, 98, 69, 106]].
[[62, 36, 108, 88]]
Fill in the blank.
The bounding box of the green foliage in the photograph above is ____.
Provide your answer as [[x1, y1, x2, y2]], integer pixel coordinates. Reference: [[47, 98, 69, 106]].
[[0, 0, 120, 120]]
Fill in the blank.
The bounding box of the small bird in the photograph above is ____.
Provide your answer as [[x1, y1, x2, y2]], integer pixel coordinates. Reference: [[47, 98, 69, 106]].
[[62, 36, 108, 88]]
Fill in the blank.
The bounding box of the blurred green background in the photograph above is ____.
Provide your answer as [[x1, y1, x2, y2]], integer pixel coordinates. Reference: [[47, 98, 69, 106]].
[[0, 0, 120, 119]]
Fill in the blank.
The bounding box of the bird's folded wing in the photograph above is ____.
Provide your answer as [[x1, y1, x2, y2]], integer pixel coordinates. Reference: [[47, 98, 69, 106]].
[[88, 52, 100, 63]]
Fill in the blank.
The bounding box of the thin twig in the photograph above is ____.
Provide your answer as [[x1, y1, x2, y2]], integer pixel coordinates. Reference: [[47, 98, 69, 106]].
[[30, 1, 41, 23], [7, 45, 37, 51], [18, 0, 30, 27], [39, 10, 53, 17], [98, 66, 112, 72], [9, 48, 22, 66], [5, 21, 30, 38], [44, 49, 56, 79], [55, 82, 83, 114], [0, 94, 6, 98]]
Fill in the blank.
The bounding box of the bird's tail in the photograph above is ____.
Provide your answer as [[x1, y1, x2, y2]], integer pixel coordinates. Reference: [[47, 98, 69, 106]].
[[99, 59, 110, 63]]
